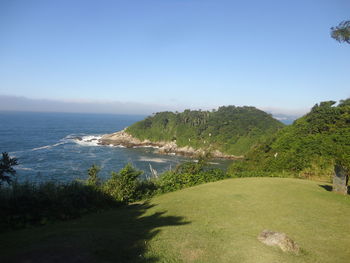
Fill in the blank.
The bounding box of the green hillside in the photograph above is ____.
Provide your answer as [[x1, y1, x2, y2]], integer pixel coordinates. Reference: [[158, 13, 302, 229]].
[[126, 106, 284, 156], [2, 178, 350, 263], [230, 99, 350, 179]]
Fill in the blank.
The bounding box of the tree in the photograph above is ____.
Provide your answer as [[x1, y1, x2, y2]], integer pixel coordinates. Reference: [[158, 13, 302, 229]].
[[0, 152, 18, 186], [104, 163, 143, 203], [87, 164, 101, 186], [331, 20, 350, 44]]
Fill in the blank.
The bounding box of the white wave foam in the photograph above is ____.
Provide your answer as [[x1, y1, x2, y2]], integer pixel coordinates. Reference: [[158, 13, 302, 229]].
[[138, 156, 167, 163], [133, 145, 159, 149], [72, 135, 102, 146], [31, 142, 65, 151], [107, 144, 126, 148], [29, 133, 122, 151], [8, 152, 20, 157], [16, 166, 33, 171]]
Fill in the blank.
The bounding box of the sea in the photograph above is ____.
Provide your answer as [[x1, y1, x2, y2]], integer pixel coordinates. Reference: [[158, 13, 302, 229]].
[[0, 111, 232, 183]]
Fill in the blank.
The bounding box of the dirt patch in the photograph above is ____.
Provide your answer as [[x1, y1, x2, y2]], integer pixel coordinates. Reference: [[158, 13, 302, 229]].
[[181, 248, 204, 262], [258, 229, 300, 254]]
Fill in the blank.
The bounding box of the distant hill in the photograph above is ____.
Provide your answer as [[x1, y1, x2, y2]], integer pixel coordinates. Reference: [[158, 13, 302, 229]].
[[230, 99, 350, 179], [126, 106, 284, 156]]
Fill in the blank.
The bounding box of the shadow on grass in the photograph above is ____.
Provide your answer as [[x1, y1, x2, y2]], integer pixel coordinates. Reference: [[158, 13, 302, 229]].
[[0, 202, 189, 263], [319, 184, 333, 192], [319, 184, 350, 194]]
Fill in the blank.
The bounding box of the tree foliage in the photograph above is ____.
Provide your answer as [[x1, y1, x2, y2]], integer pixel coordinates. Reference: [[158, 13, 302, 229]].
[[331, 20, 350, 44], [230, 99, 350, 180], [156, 158, 228, 193], [0, 181, 119, 229], [104, 163, 143, 203], [0, 152, 18, 186], [87, 164, 101, 187], [126, 106, 284, 155], [0, 160, 228, 230]]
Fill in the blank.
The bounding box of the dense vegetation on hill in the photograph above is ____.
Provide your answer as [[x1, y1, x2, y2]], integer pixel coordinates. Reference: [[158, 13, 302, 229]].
[[230, 99, 350, 179], [126, 106, 284, 156]]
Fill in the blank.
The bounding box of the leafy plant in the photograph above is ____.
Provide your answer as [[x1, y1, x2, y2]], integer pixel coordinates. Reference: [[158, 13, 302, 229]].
[[331, 20, 350, 44], [104, 163, 143, 203], [0, 181, 120, 230], [0, 152, 18, 187], [156, 159, 228, 193], [87, 164, 101, 187]]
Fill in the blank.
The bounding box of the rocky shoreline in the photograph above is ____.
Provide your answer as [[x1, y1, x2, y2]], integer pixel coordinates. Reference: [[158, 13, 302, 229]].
[[98, 129, 243, 160]]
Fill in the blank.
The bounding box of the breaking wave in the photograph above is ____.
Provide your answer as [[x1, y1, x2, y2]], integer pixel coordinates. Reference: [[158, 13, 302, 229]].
[[31, 142, 66, 151], [71, 135, 102, 146], [138, 156, 168, 163], [16, 166, 34, 171], [29, 134, 103, 151]]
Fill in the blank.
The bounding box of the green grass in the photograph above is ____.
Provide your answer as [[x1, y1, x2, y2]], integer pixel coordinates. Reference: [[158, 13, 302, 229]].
[[1, 178, 350, 262]]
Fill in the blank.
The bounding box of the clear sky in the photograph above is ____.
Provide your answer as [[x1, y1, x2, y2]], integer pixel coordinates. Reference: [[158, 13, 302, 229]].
[[0, 0, 349, 115]]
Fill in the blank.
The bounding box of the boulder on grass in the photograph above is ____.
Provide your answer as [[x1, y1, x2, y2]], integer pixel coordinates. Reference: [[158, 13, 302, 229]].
[[258, 230, 300, 254], [333, 164, 348, 195]]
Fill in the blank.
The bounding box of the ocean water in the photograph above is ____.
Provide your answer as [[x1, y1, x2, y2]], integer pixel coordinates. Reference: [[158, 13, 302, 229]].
[[0, 111, 232, 183]]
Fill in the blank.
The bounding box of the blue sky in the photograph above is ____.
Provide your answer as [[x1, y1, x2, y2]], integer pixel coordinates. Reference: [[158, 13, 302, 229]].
[[0, 0, 349, 115]]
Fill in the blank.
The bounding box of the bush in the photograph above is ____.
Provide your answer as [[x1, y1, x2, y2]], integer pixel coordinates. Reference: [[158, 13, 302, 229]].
[[104, 163, 143, 203], [87, 164, 101, 187], [0, 181, 120, 230], [135, 180, 158, 200], [156, 160, 229, 193], [0, 152, 18, 186], [0, 161, 228, 230]]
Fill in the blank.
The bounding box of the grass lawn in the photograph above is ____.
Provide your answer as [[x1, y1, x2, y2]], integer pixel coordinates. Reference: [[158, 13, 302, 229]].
[[1, 177, 350, 262]]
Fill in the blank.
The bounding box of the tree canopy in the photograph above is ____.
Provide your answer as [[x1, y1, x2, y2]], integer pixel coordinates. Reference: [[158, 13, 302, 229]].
[[126, 106, 284, 155], [331, 20, 350, 44], [0, 152, 18, 186], [230, 99, 350, 179]]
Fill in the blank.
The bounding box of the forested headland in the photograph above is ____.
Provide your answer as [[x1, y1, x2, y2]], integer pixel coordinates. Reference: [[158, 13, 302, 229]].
[[230, 99, 350, 180], [126, 106, 284, 156], [125, 99, 350, 180]]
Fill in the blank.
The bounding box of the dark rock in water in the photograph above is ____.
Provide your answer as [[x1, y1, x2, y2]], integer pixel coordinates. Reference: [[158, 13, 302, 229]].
[[74, 136, 83, 141], [258, 230, 300, 254], [333, 164, 348, 195]]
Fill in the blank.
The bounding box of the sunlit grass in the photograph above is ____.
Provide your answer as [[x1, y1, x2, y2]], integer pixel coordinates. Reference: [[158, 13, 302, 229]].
[[1, 178, 349, 262]]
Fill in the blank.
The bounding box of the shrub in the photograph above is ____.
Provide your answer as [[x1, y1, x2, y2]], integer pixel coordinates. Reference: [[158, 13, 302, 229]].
[[0, 160, 228, 230], [87, 164, 101, 187], [0, 181, 120, 230], [0, 152, 18, 187], [156, 160, 229, 193], [135, 179, 158, 200], [104, 163, 143, 203]]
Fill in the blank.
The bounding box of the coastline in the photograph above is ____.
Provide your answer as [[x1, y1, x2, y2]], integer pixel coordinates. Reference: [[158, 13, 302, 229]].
[[98, 129, 243, 160]]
